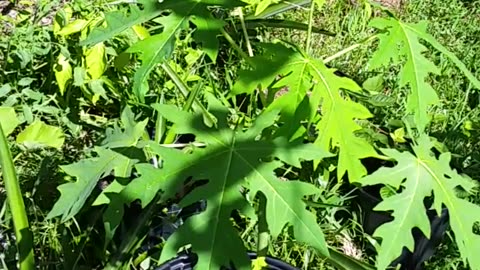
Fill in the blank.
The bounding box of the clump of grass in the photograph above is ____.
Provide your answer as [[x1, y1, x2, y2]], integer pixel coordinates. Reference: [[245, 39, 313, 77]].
[[0, 123, 35, 270]]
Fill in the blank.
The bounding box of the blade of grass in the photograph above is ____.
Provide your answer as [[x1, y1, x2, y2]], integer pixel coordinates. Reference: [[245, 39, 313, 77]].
[[323, 34, 378, 64], [183, 81, 204, 112], [237, 7, 254, 57], [220, 28, 256, 67], [103, 194, 162, 270], [245, 0, 310, 19], [160, 63, 215, 125], [0, 123, 35, 270], [305, 0, 316, 54], [154, 91, 167, 145], [324, 248, 376, 270]]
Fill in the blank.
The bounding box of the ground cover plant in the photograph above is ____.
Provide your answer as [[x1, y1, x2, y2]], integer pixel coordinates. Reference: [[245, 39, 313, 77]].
[[1, 0, 480, 269]]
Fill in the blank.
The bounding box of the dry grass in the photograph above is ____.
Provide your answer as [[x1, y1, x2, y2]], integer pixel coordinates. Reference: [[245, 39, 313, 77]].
[[349, 0, 405, 9], [374, 0, 404, 9]]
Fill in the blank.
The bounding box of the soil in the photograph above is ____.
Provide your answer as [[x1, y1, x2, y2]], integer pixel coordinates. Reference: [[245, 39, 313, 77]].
[[373, 0, 404, 9]]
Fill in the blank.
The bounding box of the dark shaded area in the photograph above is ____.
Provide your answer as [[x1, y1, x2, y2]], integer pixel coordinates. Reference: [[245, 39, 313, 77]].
[[347, 186, 450, 270], [0, 0, 14, 15], [154, 250, 298, 270], [393, 208, 449, 270]]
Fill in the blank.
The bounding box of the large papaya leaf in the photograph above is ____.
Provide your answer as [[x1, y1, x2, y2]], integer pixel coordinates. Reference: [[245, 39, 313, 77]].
[[48, 107, 145, 222], [82, 0, 243, 101], [151, 94, 332, 269], [232, 43, 376, 181], [91, 178, 127, 247], [231, 43, 312, 117], [125, 12, 189, 101], [47, 147, 138, 222], [368, 18, 439, 132], [368, 18, 480, 132], [90, 147, 168, 248], [353, 135, 480, 270], [308, 60, 377, 181]]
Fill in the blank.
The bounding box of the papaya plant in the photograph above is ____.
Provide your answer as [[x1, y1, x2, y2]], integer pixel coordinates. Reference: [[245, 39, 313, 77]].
[[39, 0, 480, 269]]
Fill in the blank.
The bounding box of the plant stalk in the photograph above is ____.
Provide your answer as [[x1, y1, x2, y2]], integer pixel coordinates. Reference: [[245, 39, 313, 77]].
[[323, 34, 378, 64], [154, 91, 166, 144], [161, 63, 214, 125], [237, 7, 254, 57], [305, 0, 316, 54], [183, 80, 204, 112], [257, 192, 269, 257], [103, 194, 162, 270], [160, 63, 215, 144], [0, 123, 35, 270], [220, 28, 255, 67]]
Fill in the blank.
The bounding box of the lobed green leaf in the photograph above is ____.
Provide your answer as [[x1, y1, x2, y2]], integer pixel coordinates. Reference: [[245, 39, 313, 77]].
[[154, 96, 331, 269], [354, 136, 480, 270]]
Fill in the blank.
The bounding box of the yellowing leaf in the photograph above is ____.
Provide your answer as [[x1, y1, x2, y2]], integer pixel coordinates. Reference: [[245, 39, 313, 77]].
[[57, 19, 89, 36], [0, 107, 20, 136], [54, 53, 72, 95], [255, 0, 274, 15], [85, 43, 106, 80], [390, 128, 406, 143], [251, 257, 268, 270], [185, 48, 203, 66], [83, 0, 243, 101], [132, 24, 150, 40], [16, 120, 65, 149], [313, 0, 326, 10], [53, 6, 73, 35]]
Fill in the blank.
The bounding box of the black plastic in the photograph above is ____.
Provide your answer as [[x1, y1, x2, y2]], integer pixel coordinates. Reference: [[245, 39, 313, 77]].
[[355, 188, 450, 270], [154, 251, 298, 270], [147, 201, 298, 270]]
